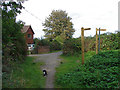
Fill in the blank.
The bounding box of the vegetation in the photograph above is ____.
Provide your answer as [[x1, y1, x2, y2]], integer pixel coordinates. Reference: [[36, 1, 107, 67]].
[[62, 31, 119, 56], [33, 38, 62, 54], [2, 2, 48, 86], [55, 51, 95, 80], [2, 56, 46, 88], [2, 1, 119, 88], [100, 32, 119, 50], [2, 1, 27, 69], [63, 38, 81, 55], [55, 50, 119, 88], [42, 10, 75, 41], [84, 32, 120, 52], [49, 40, 62, 51]]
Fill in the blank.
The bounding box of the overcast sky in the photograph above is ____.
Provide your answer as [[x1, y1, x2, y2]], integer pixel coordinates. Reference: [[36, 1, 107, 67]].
[[16, 0, 120, 38]]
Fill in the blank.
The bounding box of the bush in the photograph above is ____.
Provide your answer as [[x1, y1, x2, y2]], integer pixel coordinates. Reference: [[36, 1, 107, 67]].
[[63, 38, 81, 55], [49, 40, 62, 51], [56, 50, 119, 88], [100, 33, 119, 50], [37, 39, 50, 46]]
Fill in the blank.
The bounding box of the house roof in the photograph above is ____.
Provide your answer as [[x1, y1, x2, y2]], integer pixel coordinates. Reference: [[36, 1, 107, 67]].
[[21, 25, 35, 34]]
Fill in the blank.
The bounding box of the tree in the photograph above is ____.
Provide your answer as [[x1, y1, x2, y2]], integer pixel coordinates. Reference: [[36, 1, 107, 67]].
[[42, 10, 75, 41], [2, 1, 27, 64]]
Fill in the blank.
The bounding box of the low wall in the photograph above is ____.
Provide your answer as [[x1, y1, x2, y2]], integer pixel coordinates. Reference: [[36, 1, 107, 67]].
[[37, 46, 50, 54]]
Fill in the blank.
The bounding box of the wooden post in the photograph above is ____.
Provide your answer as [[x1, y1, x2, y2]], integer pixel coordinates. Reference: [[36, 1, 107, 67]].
[[81, 27, 91, 65], [96, 28, 106, 54], [81, 27, 84, 65], [96, 28, 98, 54]]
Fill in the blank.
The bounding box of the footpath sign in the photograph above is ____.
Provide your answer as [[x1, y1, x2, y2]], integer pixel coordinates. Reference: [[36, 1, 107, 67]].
[[81, 27, 91, 64], [96, 28, 106, 54]]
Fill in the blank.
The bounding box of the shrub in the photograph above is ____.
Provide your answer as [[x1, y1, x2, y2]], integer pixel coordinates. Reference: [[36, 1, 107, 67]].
[[100, 33, 119, 50], [37, 39, 50, 46], [49, 40, 62, 51], [63, 38, 81, 55]]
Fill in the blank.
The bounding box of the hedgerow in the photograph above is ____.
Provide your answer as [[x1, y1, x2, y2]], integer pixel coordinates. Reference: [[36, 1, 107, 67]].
[[84, 32, 120, 52]]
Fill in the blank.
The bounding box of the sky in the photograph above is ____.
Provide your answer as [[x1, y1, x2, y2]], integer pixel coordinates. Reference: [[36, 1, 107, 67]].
[[16, 0, 120, 38]]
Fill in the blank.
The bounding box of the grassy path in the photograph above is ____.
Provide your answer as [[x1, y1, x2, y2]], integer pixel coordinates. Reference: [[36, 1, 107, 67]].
[[30, 51, 62, 88]]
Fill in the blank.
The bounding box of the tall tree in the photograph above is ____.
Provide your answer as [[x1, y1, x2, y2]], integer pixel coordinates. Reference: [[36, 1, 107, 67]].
[[42, 10, 75, 41]]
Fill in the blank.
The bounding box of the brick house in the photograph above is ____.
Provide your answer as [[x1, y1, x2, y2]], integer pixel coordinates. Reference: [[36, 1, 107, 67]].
[[21, 25, 35, 50]]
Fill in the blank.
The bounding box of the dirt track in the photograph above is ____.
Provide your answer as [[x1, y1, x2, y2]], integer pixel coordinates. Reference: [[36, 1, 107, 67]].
[[29, 52, 62, 88]]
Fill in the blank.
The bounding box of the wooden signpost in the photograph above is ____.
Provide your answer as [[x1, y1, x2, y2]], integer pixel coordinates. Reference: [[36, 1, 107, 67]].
[[96, 28, 106, 54], [81, 27, 91, 65]]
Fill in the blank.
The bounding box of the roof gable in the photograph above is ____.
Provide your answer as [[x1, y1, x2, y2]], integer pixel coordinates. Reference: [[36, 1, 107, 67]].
[[21, 25, 35, 34]]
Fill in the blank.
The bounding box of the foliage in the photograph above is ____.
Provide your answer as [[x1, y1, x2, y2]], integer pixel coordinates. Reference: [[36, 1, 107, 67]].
[[56, 50, 119, 88], [2, 57, 46, 88], [38, 39, 50, 46], [49, 40, 62, 51], [2, 2, 28, 88], [32, 38, 62, 53], [55, 35, 65, 45], [100, 32, 119, 50], [33, 38, 41, 48], [84, 36, 95, 52], [63, 38, 81, 55], [84, 32, 119, 52], [42, 10, 75, 41], [55, 51, 96, 88], [2, 1, 27, 64]]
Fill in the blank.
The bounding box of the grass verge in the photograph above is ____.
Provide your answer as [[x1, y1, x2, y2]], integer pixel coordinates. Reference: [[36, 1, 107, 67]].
[[55, 51, 96, 88], [3, 56, 46, 88]]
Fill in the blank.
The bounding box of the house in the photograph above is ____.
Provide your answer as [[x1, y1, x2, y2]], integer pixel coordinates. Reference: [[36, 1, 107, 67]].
[[21, 25, 35, 50]]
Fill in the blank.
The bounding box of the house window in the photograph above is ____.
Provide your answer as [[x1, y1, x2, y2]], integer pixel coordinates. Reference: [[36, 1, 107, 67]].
[[28, 34, 32, 39]]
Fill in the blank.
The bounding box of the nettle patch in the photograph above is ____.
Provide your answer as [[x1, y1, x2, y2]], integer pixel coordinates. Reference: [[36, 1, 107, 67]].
[[56, 50, 119, 88]]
